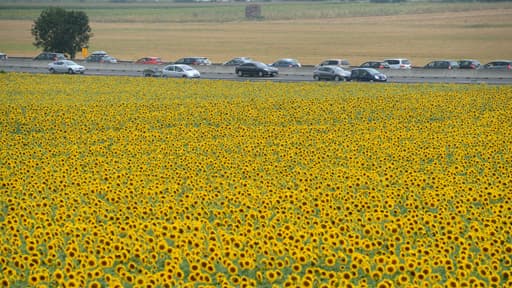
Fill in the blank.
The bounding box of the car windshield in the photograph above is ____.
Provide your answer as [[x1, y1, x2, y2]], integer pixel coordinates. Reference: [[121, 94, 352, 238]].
[[182, 66, 194, 71], [64, 61, 77, 65], [366, 68, 379, 74]]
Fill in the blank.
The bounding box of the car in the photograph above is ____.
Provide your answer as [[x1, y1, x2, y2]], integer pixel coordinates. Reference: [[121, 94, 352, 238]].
[[90, 50, 108, 56], [384, 58, 412, 69], [313, 66, 351, 81], [48, 60, 85, 74], [142, 68, 162, 77], [483, 60, 512, 70], [174, 57, 211, 66], [359, 61, 390, 69], [135, 57, 164, 65], [85, 51, 117, 63], [161, 64, 200, 78], [458, 59, 481, 69], [316, 59, 350, 69], [0, 53, 7, 60], [235, 62, 278, 77], [424, 60, 459, 70], [142, 65, 201, 78], [271, 58, 301, 68], [34, 52, 66, 61], [349, 68, 387, 82], [223, 57, 253, 66], [100, 55, 118, 64]]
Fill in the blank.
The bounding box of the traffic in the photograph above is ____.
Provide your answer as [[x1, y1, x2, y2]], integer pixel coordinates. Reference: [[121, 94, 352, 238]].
[[1, 53, 511, 85]]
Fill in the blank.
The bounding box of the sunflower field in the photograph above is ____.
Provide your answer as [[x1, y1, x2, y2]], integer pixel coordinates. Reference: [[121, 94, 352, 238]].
[[0, 73, 511, 288]]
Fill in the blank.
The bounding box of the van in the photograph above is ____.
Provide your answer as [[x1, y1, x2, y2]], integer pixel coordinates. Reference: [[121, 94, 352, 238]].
[[384, 58, 412, 69]]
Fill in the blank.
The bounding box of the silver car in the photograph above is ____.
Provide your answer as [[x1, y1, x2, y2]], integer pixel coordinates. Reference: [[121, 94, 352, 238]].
[[162, 64, 200, 78], [316, 59, 350, 69], [223, 57, 252, 66], [48, 60, 85, 74]]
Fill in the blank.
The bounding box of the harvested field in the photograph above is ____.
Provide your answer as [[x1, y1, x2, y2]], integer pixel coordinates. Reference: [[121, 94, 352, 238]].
[[1, 7, 511, 65]]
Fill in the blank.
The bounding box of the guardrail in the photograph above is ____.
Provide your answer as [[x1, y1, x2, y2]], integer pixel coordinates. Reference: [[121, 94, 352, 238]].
[[2, 57, 512, 80]]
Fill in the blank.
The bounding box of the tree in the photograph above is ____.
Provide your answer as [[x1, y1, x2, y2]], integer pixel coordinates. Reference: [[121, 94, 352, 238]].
[[31, 7, 92, 59]]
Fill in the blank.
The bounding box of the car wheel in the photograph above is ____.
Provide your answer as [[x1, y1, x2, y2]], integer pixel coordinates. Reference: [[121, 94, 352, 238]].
[[334, 75, 341, 81], [313, 75, 319, 81], [237, 70, 243, 77], [182, 75, 187, 78], [68, 69, 74, 74], [49, 68, 55, 74], [258, 71, 264, 77]]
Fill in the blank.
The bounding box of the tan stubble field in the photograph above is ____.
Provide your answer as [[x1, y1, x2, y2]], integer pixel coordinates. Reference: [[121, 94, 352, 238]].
[[1, 8, 511, 66]]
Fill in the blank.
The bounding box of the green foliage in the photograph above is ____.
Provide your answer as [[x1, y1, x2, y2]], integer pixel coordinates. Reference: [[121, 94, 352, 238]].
[[31, 7, 92, 59]]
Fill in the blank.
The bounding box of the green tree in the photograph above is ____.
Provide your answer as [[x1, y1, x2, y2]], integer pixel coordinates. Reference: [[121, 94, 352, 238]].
[[31, 7, 92, 59]]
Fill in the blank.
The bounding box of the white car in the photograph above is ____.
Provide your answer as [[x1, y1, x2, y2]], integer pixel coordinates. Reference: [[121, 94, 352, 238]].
[[384, 58, 412, 69], [48, 60, 85, 74], [315, 59, 350, 69], [162, 64, 200, 78]]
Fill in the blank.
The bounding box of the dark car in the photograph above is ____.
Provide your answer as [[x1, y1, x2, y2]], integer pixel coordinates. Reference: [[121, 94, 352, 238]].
[[85, 51, 118, 63], [271, 58, 301, 68], [34, 52, 66, 61], [143, 68, 162, 77], [359, 61, 390, 69], [458, 59, 481, 69], [350, 68, 387, 82], [235, 62, 278, 77], [174, 57, 211, 66], [424, 60, 459, 70], [483, 60, 511, 70], [313, 66, 351, 81]]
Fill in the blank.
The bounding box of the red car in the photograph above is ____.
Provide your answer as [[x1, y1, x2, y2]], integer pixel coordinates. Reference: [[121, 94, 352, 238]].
[[135, 57, 164, 65]]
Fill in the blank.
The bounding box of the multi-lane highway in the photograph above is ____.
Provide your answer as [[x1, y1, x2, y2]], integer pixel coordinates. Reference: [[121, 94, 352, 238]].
[[1, 58, 512, 85]]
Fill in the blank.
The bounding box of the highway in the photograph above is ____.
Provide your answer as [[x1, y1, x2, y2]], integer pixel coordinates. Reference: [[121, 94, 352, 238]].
[[1, 58, 512, 85]]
